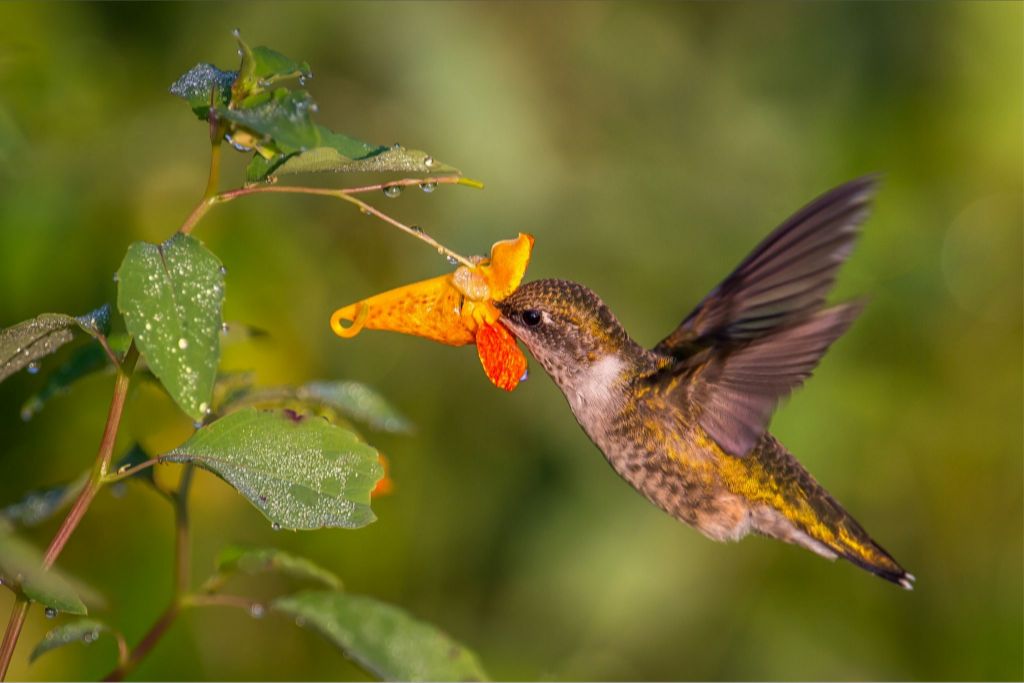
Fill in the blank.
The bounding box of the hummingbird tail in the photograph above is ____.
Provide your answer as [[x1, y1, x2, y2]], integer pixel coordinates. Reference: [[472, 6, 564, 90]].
[[749, 435, 915, 590]]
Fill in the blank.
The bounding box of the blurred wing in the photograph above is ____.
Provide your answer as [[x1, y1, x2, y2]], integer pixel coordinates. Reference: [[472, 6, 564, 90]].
[[655, 176, 876, 356], [679, 302, 863, 457]]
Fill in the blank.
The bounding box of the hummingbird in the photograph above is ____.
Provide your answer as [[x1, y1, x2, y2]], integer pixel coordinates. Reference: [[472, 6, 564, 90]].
[[497, 176, 914, 589]]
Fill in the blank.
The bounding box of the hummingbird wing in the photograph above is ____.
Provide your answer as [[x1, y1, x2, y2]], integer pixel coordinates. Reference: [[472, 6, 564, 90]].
[[680, 301, 863, 456], [654, 176, 876, 356]]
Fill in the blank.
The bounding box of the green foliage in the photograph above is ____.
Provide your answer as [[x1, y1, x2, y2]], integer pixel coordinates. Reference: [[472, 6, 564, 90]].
[[30, 619, 111, 663], [116, 234, 225, 421], [163, 408, 382, 530], [0, 530, 87, 615], [0, 306, 110, 384], [211, 545, 342, 589], [19, 343, 110, 421], [169, 33, 458, 183], [274, 591, 489, 682]]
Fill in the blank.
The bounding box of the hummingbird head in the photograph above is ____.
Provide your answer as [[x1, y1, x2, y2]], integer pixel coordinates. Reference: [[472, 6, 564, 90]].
[[497, 279, 643, 397]]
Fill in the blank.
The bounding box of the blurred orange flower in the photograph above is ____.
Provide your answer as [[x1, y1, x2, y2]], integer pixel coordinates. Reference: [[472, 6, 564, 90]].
[[331, 233, 534, 391]]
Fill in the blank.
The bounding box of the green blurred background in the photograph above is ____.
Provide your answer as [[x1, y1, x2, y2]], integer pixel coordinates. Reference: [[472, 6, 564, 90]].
[[1, 2, 1021, 680]]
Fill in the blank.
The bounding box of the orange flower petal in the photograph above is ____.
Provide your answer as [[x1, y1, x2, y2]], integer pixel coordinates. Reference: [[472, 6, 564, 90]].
[[371, 453, 393, 498], [480, 233, 534, 301], [476, 322, 528, 391], [331, 273, 475, 346]]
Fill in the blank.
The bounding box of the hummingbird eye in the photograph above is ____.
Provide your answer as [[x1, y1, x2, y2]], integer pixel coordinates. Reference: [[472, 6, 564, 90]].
[[521, 309, 543, 327]]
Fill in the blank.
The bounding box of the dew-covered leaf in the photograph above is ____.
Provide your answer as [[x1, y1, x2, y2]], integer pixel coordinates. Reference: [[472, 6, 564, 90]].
[[117, 234, 225, 421], [213, 546, 341, 589], [1, 470, 88, 528], [300, 381, 412, 434], [163, 408, 382, 530], [0, 305, 112, 385], [20, 343, 112, 421], [0, 530, 87, 615], [30, 619, 110, 663], [170, 63, 236, 120], [273, 143, 459, 178], [274, 590, 489, 682]]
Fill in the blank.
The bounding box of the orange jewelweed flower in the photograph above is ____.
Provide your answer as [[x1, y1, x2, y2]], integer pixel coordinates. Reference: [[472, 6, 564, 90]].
[[331, 234, 534, 391]]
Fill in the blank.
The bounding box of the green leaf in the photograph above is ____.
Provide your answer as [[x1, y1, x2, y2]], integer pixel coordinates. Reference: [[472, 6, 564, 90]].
[[0, 305, 111, 385], [300, 381, 412, 434], [213, 546, 341, 589], [169, 63, 236, 120], [0, 530, 87, 615], [163, 408, 382, 530], [20, 342, 112, 421], [30, 619, 111, 663], [274, 591, 489, 682], [231, 35, 310, 103], [274, 143, 459, 177], [1, 470, 88, 528], [117, 233, 225, 421]]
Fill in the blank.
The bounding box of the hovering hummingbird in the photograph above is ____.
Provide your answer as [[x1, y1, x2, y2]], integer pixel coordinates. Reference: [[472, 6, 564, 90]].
[[497, 177, 914, 589]]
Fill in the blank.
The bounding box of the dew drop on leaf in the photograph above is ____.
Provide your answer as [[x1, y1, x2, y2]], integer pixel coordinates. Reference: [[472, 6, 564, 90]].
[[383, 185, 402, 199], [419, 182, 437, 193], [271, 522, 282, 531], [44, 607, 57, 619], [250, 603, 266, 619], [178, 338, 189, 350], [423, 156, 434, 168], [26, 361, 40, 375]]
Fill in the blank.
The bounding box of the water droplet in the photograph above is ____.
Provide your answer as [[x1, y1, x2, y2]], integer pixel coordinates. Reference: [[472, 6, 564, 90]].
[[221, 322, 230, 333], [192, 420, 204, 430], [410, 225, 424, 234], [520, 369, 530, 382], [423, 156, 435, 168], [309, 103, 319, 113], [231, 28, 241, 38], [26, 362, 40, 375], [446, 255, 458, 265], [19, 408, 32, 422], [219, 265, 227, 276], [298, 76, 307, 86], [178, 338, 189, 350], [360, 207, 372, 216], [271, 522, 282, 531], [249, 603, 266, 619], [419, 182, 437, 193], [112, 273, 119, 283], [82, 630, 99, 644], [145, 323, 152, 331], [199, 402, 211, 415], [43, 607, 57, 619], [382, 185, 402, 198], [391, 142, 402, 151]]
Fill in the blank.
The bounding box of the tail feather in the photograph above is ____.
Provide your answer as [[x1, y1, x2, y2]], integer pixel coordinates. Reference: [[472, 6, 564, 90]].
[[749, 434, 915, 590]]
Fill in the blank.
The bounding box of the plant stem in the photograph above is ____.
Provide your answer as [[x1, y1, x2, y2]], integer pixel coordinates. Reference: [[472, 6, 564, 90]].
[[102, 603, 179, 682], [0, 343, 140, 681], [102, 457, 161, 484], [0, 600, 28, 681], [179, 175, 482, 268]]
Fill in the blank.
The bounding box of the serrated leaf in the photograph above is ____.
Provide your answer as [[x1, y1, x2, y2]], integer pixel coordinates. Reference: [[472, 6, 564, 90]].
[[214, 546, 341, 589], [0, 530, 87, 615], [1, 470, 88, 528], [274, 591, 488, 682], [170, 63, 236, 120], [20, 343, 111, 421], [0, 305, 112, 385], [300, 381, 412, 434], [117, 233, 224, 421], [30, 619, 110, 663], [163, 408, 382, 530]]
